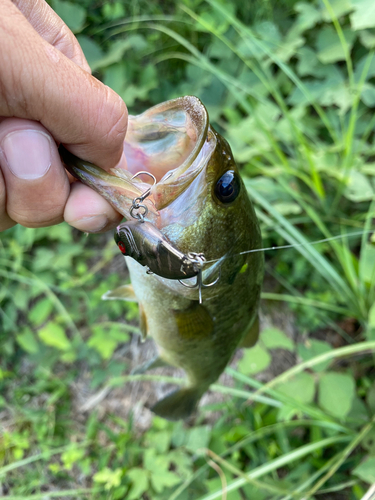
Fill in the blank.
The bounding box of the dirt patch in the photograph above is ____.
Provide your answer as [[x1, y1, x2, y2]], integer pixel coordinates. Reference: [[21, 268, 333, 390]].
[[70, 305, 298, 431]]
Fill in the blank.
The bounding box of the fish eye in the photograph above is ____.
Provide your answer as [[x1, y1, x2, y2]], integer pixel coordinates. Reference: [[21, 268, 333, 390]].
[[214, 171, 240, 204]]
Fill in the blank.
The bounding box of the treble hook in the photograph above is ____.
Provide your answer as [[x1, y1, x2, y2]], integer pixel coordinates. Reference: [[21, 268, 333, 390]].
[[130, 171, 156, 222], [178, 253, 221, 304]]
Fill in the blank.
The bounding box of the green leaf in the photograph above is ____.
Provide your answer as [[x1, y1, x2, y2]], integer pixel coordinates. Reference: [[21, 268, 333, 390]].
[[362, 429, 375, 455], [61, 447, 85, 471], [362, 163, 375, 175], [198, 8, 234, 35], [289, 67, 352, 113], [12, 287, 28, 311], [367, 381, 375, 412], [261, 328, 294, 351], [273, 202, 302, 216], [347, 396, 369, 420], [354, 53, 375, 82], [316, 27, 356, 64], [143, 449, 180, 493], [93, 467, 123, 490], [127, 468, 149, 500], [277, 372, 316, 404], [167, 450, 192, 480], [51, 0, 86, 33], [318, 372, 355, 418], [38, 322, 71, 351], [44, 222, 73, 243], [32, 248, 55, 272], [361, 83, 375, 107], [29, 298, 53, 326], [150, 471, 180, 493], [353, 456, 375, 483], [87, 334, 117, 360], [368, 303, 375, 340], [359, 243, 375, 286], [102, 2, 125, 20], [344, 171, 374, 201], [297, 339, 332, 372], [16, 329, 39, 354], [237, 344, 271, 375], [319, 0, 353, 21], [369, 303, 375, 328], [76, 36, 104, 68], [351, 0, 375, 30], [88, 325, 129, 360], [359, 29, 375, 48], [277, 403, 302, 421], [207, 477, 242, 499], [293, 2, 321, 33], [91, 36, 147, 72], [296, 47, 324, 77], [185, 426, 211, 454], [121, 65, 158, 106], [146, 430, 171, 454]]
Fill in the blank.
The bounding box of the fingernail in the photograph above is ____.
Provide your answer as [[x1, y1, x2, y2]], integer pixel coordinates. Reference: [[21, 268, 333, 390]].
[[71, 214, 109, 233], [0, 130, 52, 179]]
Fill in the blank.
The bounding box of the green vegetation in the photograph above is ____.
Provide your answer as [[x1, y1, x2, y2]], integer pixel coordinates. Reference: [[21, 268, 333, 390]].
[[1, 0, 375, 498]]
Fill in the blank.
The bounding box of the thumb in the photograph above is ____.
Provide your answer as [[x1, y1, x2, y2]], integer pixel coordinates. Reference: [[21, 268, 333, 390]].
[[0, 0, 127, 170]]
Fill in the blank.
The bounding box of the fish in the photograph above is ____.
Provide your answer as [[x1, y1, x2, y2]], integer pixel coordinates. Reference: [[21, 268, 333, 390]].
[[60, 96, 264, 420]]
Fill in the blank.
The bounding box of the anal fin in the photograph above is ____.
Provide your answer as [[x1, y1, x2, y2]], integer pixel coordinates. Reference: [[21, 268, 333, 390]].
[[239, 315, 259, 348]]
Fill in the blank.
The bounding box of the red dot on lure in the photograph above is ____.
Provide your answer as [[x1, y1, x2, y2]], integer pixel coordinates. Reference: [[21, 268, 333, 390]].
[[118, 242, 126, 254]]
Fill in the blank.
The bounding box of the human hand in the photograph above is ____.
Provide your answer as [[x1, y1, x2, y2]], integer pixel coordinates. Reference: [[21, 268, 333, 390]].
[[0, 0, 128, 232]]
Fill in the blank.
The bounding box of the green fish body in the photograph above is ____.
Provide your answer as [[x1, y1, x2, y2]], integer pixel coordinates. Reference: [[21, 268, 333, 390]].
[[61, 96, 264, 420]]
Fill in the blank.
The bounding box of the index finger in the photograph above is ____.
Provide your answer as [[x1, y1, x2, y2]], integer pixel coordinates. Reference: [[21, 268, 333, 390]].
[[12, 0, 91, 72], [0, 0, 128, 172]]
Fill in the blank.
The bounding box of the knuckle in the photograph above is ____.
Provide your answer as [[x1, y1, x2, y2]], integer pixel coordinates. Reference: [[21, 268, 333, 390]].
[[9, 202, 65, 228], [52, 23, 85, 67], [101, 87, 128, 148]]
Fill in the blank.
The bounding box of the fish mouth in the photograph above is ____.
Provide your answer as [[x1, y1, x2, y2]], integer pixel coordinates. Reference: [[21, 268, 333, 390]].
[[61, 96, 216, 226]]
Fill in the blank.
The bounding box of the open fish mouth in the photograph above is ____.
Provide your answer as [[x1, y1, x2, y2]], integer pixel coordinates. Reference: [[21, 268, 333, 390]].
[[60, 96, 216, 226]]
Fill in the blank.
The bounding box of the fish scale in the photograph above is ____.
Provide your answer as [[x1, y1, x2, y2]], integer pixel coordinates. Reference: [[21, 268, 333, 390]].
[[60, 96, 264, 420]]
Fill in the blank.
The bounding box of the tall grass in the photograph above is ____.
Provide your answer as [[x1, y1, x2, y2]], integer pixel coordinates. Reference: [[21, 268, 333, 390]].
[[1, 0, 375, 498]]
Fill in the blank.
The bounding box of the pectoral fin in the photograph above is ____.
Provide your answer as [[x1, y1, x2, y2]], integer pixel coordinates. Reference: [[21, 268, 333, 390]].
[[173, 303, 213, 340], [239, 315, 259, 348], [139, 303, 148, 341], [102, 284, 137, 302]]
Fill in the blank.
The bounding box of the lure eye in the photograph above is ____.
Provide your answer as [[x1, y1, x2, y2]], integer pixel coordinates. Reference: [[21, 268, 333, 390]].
[[118, 241, 126, 255], [214, 171, 240, 204]]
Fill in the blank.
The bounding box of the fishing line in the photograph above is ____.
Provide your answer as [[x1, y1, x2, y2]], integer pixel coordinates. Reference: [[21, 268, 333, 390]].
[[204, 229, 374, 264]]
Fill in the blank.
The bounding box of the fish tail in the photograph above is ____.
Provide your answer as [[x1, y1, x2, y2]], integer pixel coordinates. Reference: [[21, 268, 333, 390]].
[[151, 387, 204, 421]]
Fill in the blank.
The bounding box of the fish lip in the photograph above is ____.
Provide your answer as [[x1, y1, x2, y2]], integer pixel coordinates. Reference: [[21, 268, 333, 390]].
[[125, 96, 210, 212], [151, 128, 216, 212], [60, 96, 213, 220]]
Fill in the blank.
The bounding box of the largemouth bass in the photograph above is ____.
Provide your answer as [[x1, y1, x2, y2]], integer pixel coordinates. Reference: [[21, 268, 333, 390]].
[[60, 96, 264, 420]]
